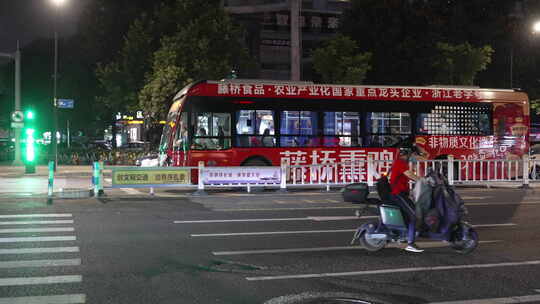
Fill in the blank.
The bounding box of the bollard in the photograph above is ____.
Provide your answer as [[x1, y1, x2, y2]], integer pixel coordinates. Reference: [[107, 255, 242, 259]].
[[278, 161, 287, 193], [521, 154, 530, 189], [193, 161, 207, 196], [47, 161, 54, 204], [98, 161, 104, 196], [448, 155, 455, 186], [93, 162, 104, 198], [149, 187, 155, 196]]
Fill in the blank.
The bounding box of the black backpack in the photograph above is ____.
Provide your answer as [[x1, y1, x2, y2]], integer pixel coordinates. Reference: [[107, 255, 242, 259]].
[[376, 173, 393, 202]]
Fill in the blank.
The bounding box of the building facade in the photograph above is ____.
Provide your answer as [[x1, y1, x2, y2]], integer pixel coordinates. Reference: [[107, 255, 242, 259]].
[[223, 0, 351, 80]]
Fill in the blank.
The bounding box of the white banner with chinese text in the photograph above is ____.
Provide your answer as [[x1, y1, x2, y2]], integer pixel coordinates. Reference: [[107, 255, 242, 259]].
[[202, 167, 281, 185]]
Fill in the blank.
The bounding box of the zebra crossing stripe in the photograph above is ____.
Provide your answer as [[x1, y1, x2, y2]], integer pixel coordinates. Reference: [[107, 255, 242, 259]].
[[0, 275, 82, 286], [0, 247, 79, 255], [0, 220, 74, 225], [0, 259, 81, 268], [0, 227, 74, 233], [0, 294, 86, 304], [0, 214, 72, 219], [0, 236, 76, 243]]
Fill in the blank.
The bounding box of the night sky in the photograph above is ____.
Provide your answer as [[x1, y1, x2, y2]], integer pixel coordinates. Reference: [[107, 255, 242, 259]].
[[0, 0, 88, 53]]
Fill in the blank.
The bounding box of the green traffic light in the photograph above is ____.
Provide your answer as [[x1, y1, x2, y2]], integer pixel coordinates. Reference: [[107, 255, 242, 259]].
[[26, 111, 34, 120], [25, 129, 35, 163]]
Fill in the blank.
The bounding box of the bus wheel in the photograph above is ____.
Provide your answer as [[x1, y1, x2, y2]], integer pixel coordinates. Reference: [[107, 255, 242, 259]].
[[242, 157, 270, 166]]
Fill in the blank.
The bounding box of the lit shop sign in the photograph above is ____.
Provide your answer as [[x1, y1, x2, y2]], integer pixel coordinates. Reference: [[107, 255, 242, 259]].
[[116, 111, 145, 121]]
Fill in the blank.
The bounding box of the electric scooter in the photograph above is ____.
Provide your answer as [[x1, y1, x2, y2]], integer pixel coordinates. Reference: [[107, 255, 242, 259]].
[[344, 183, 479, 254]]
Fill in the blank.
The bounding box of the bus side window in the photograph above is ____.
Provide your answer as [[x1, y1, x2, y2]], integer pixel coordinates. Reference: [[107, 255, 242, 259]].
[[236, 110, 275, 148], [367, 112, 411, 147], [280, 111, 317, 147], [192, 112, 231, 150], [323, 112, 361, 147], [212, 113, 231, 149]]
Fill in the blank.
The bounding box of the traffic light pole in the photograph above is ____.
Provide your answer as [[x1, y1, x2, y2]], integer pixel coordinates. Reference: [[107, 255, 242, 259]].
[[0, 44, 23, 166], [52, 27, 59, 171]]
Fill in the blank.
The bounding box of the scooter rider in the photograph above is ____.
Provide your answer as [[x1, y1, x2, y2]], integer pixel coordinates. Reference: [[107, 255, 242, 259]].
[[390, 149, 423, 253]]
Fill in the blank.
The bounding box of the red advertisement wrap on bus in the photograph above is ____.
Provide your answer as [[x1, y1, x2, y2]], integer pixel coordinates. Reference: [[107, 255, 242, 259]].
[[190, 82, 485, 102], [160, 80, 530, 182], [416, 102, 529, 161]]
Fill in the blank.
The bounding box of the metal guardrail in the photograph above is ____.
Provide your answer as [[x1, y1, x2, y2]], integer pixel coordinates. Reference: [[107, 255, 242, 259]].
[[92, 155, 536, 196]]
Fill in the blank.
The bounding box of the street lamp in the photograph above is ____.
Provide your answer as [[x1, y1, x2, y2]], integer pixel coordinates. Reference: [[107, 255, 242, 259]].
[[51, 0, 67, 6], [533, 21, 540, 34], [49, 0, 68, 170]]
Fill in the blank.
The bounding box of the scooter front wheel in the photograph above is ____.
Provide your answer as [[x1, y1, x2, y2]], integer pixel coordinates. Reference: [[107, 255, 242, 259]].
[[359, 231, 387, 252], [451, 226, 479, 254]]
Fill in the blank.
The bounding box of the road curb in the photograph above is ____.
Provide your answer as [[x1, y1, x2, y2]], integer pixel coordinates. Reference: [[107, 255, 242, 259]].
[[55, 189, 93, 199]]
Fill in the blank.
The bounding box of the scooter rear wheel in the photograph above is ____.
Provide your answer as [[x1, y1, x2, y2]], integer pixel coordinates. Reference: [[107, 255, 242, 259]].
[[451, 227, 479, 254], [359, 231, 387, 252]]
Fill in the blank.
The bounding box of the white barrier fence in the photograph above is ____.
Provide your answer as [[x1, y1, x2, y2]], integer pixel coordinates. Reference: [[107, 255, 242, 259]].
[[99, 155, 537, 195]]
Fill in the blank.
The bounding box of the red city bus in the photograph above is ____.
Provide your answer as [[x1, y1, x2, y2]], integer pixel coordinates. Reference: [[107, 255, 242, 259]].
[[159, 80, 529, 181]]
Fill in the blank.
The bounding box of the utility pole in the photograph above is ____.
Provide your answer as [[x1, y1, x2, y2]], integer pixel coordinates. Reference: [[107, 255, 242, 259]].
[[0, 43, 22, 166], [14, 43, 22, 165], [51, 5, 60, 171], [290, 0, 301, 81]]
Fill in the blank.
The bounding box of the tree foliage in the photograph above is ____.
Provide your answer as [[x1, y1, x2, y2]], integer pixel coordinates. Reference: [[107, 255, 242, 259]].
[[340, 0, 518, 87], [312, 35, 372, 84], [96, 0, 249, 120], [432, 42, 494, 85]]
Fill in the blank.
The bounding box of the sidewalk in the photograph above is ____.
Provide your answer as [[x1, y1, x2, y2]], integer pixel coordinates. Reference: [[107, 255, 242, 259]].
[[0, 164, 99, 178]]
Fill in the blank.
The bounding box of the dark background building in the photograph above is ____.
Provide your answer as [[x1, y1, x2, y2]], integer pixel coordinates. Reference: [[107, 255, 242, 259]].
[[223, 0, 351, 80]]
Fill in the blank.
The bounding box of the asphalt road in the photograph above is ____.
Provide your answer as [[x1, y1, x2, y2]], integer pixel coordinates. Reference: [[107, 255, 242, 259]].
[[0, 188, 538, 303]]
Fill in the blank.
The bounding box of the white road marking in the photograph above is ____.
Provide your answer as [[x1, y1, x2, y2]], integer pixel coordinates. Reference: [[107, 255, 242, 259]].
[[429, 294, 540, 304], [0, 275, 82, 286], [308, 216, 375, 221], [0, 258, 81, 268], [120, 188, 141, 195], [467, 202, 540, 206], [215, 201, 540, 211], [0, 294, 86, 304], [213, 240, 502, 256], [0, 247, 79, 255], [326, 199, 339, 203], [176, 218, 308, 224], [461, 196, 490, 200], [0, 227, 74, 233], [302, 200, 316, 203], [0, 220, 74, 225], [0, 214, 72, 219], [274, 200, 287, 204], [192, 229, 355, 237], [473, 223, 516, 228], [191, 223, 514, 237], [246, 260, 540, 281], [215, 206, 358, 212], [175, 215, 375, 224], [0, 236, 76, 243]]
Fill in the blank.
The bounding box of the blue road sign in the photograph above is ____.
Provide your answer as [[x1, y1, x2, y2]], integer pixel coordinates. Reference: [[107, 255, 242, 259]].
[[57, 99, 75, 109]]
